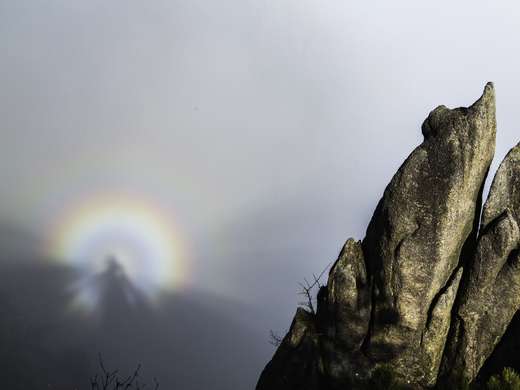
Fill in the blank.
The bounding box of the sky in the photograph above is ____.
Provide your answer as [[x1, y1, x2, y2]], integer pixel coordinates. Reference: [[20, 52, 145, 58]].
[[1, 1, 520, 388]]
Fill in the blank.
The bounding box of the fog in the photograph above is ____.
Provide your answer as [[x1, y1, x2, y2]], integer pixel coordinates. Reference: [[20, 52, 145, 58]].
[[1, 1, 520, 388]]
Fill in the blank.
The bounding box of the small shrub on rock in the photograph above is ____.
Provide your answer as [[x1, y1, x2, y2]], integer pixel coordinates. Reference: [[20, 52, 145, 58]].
[[487, 367, 520, 390]]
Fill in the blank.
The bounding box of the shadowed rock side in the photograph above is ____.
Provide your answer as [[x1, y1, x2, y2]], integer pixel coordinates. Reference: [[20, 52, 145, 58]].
[[256, 308, 325, 390], [441, 143, 520, 385], [257, 83, 505, 389]]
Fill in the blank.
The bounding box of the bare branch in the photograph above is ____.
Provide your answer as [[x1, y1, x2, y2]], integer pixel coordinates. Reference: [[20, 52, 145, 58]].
[[90, 355, 157, 390], [268, 329, 284, 347], [297, 261, 333, 315]]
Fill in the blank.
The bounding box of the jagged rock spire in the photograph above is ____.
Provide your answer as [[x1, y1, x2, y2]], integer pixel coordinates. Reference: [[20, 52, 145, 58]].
[[256, 84, 520, 389], [440, 143, 520, 385], [360, 82, 496, 385]]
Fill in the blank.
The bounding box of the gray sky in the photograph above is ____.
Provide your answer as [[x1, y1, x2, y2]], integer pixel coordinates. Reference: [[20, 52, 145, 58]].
[[1, 1, 520, 387]]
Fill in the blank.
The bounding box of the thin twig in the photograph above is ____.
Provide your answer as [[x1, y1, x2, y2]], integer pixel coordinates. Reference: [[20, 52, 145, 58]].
[[297, 261, 333, 314], [90, 354, 156, 390]]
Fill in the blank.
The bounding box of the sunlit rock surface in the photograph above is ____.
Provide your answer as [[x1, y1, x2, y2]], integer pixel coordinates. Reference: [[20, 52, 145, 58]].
[[441, 143, 520, 385], [256, 84, 520, 389]]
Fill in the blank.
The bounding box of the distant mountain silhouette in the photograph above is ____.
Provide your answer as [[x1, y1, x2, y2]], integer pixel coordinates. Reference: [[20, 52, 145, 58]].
[[0, 224, 268, 389], [0, 221, 43, 260]]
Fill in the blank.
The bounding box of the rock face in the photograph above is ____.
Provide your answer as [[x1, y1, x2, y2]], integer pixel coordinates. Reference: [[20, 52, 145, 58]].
[[256, 83, 520, 389], [440, 143, 520, 384], [361, 82, 496, 386]]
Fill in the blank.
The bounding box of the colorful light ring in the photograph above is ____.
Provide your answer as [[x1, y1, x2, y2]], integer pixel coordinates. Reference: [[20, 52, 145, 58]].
[[45, 194, 186, 299]]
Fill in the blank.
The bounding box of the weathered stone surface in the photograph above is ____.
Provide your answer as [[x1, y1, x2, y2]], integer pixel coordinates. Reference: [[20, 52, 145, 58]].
[[361, 83, 496, 385], [320, 239, 373, 386], [441, 144, 520, 384], [256, 308, 326, 390], [256, 239, 371, 390], [482, 143, 520, 226], [420, 267, 462, 386], [256, 84, 517, 390], [326, 239, 371, 350]]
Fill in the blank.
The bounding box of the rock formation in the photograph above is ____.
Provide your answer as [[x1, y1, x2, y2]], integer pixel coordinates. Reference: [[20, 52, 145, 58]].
[[256, 83, 520, 389], [440, 143, 520, 385]]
